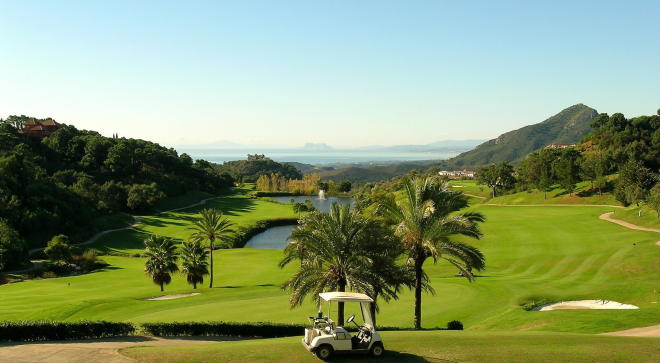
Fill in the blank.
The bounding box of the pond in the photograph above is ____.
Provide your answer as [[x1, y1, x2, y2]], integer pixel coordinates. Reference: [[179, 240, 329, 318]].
[[244, 196, 354, 249], [270, 195, 354, 214]]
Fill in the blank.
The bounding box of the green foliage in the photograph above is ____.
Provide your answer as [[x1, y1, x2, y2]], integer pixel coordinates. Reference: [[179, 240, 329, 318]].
[[179, 240, 210, 289], [554, 148, 582, 196], [446, 320, 463, 330], [0, 116, 234, 250], [521, 299, 558, 311], [615, 159, 657, 206], [280, 202, 402, 324], [477, 162, 516, 197], [141, 321, 306, 338], [0, 320, 135, 342], [44, 235, 72, 263], [188, 209, 235, 288], [218, 160, 302, 183], [0, 220, 28, 269], [144, 235, 179, 292], [127, 183, 166, 211], [378, 177, 485, 329], [338, 181, 352, 193]]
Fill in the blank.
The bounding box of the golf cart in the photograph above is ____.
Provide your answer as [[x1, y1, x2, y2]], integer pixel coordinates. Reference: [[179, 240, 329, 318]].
[[302, 292, 384, 360]]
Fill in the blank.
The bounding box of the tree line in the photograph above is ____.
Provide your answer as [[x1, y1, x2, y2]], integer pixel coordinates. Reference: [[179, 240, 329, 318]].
[[0, 116, 234, 270]]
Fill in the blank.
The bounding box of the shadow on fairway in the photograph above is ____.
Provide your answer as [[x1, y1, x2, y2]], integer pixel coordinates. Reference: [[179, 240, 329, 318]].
[[215, 285, 243, 289], [330, 351, 456, 363]]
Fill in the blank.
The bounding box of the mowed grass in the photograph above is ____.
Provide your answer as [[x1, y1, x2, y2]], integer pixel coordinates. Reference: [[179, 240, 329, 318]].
[[449, 179, 492, 199], [2, 202, 660, 334], [120, 330, 660, 363]]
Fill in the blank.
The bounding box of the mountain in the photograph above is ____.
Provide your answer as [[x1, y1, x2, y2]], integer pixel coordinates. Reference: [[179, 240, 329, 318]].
[[302, 143, 334, 150], [425, 140, 487, 149], [435, 104, 598, 169], [352, 140, 485, 153]]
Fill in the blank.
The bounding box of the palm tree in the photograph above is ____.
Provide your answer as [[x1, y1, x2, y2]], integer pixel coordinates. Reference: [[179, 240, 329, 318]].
[[179, 240, 210, 289], [378, 177, 486, 329], [188, 208, 235, 288], [280, 202, 400, 325], [144, 235, 179, 292]]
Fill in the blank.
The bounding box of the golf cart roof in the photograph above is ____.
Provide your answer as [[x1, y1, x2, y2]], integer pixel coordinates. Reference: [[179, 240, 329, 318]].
[[319, 292, 374, 303]]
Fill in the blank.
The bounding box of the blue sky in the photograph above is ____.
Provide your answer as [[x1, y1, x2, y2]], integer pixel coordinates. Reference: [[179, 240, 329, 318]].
[[1, 1, 658, 148]]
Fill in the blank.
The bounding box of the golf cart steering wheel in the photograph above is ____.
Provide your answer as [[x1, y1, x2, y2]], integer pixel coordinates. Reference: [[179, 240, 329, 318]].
[[346, 314, 355, 324]]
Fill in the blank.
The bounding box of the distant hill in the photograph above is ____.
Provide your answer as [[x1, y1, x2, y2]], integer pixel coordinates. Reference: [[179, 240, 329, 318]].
[[315, 164, 422, 183], [435, 104, 598, 169], [302, 143, 334, 150], [284, 162, 317, 173]]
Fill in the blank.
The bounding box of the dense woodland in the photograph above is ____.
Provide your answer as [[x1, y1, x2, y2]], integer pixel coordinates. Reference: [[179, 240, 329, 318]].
[[0, 116, 233, 269], [216, 160, 302, 183]]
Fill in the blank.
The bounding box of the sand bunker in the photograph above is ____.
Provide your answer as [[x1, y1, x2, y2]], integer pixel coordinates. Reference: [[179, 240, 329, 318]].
[[143, 293, 200, 301], [533, 300, 638, 311]]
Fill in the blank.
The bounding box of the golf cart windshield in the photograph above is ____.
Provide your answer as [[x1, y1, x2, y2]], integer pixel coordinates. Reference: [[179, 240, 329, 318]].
[[319, 292, 375, 328]]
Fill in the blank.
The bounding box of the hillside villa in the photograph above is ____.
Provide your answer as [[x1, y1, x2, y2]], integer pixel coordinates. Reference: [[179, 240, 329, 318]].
[[247, 154, 271, 161], [438, 170, 476, 178], [17, 118, 63, 141]]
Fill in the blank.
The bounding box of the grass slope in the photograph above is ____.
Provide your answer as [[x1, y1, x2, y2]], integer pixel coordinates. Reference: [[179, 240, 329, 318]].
[[121, 330, 660, 363], [485, 180, 619, 206], [610, 205, 660, 230], [2, 203, 659, 334]]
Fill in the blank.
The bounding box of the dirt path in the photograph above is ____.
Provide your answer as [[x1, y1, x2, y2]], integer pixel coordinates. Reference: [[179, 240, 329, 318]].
[[0, 336, 247, 363], [599, 212, 660, 234]]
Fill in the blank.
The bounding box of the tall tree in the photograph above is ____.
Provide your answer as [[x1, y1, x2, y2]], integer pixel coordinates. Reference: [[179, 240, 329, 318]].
[[188, 209, 235, 288], [554, 148, 582, 197], [179, 240, 210, 289], [280, 203, 400, 325], [378, 177, 486, 329], [144, 235, 179, 292], [647, 184, 660, 221], [616, 159, 657, 206], [477, 162, 516, 198]]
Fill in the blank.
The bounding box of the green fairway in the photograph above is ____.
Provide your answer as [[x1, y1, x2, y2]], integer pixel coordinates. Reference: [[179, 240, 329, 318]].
[[120, 330, 660, 363], [449, 180, 492, 199], [2, 202, 660, 334]]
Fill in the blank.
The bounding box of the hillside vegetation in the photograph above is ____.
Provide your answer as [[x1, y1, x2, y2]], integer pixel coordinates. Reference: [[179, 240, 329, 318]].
[[216, 160, 302, 183], [315, 164, 422, 183], [437, 104, 598, 168]]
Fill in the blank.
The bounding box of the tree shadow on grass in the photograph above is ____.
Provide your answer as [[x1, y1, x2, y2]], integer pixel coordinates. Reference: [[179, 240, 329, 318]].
[[215, 285, 243, 289], [331, 351, 457, 363]]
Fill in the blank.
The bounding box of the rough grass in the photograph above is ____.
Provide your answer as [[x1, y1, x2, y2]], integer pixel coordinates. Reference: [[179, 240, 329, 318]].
[[2, 203, 660, 334], [486, 180, 619, 206], [120, 330, 660, 363]]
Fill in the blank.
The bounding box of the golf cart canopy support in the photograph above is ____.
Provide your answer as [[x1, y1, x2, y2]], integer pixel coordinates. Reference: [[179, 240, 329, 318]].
[[319, 292, 375, 328]]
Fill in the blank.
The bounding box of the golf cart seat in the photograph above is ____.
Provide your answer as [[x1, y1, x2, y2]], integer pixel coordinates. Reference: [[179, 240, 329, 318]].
[[333, 327, 350, 340]]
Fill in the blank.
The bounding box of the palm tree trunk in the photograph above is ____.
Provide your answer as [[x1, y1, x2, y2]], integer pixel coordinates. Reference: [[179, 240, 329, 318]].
[[193, 281, 197, 289], [209, 239, 214, 288], [414, 259, 424, 330], [370, 293, 378, 327], [338, 282, 345, 326], [544, 189, 546, 199], [160, 281, 164, 292]]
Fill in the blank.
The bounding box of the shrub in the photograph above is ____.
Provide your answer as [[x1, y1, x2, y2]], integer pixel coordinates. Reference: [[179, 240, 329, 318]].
[[44, 235, 72, 263], [0, 220, 28, 269], [0, 320, 135, 342], [521, 299, 557, 311], [41, 271, 57, 279], [446, 320, 463, 330]]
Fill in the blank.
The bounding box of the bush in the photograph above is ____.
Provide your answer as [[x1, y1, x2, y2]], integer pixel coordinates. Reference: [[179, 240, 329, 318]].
[[0, 320, 135, 342], [41, 271, 57, 279], [521, 299, 557, 311], [44, 235, 72, 263], [0, 220, 28, 269], [446, 320, 463, 330]]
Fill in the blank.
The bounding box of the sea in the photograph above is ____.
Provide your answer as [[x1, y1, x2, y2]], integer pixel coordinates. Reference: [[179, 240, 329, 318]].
[[175, 148, 456, 166]]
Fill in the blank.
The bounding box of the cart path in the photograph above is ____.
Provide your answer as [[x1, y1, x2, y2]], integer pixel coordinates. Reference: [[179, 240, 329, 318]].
[[599, 212, 660, 247], [464, 193, 487, 199], [0, 336, 248, 363], [602, 324, 660, 337]]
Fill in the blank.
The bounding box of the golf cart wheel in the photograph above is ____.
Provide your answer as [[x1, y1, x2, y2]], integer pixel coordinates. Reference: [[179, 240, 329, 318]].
[[370, 342, 385, 357], [316, 344, 334, 361]]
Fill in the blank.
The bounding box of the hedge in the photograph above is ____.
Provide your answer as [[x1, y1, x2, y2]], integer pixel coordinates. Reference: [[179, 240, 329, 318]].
[[141, 321, 306, 338], [0, 320, 135, 342]]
